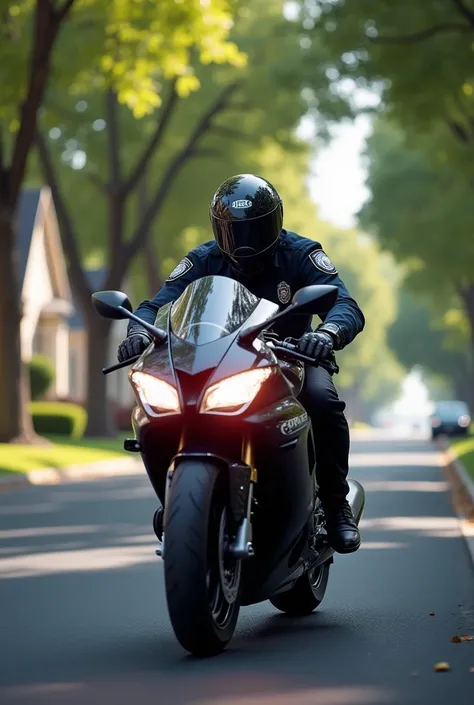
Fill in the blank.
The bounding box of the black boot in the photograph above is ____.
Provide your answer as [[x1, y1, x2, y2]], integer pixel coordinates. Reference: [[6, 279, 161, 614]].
[[324, 500, 360, 554], [153, 506, 164, 541]]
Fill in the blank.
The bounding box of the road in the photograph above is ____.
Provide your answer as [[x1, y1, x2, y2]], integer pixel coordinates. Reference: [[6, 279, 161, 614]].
[[0, 436, 473, 705]]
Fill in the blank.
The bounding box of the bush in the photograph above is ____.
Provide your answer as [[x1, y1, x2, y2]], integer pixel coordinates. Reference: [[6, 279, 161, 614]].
[[30, 402, 87, 438], [28, 355, 55, 401]]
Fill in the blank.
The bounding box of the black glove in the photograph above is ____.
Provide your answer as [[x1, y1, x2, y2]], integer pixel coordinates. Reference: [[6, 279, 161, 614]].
[[117, 330, 152, 362], [298, 331, 334, 361]]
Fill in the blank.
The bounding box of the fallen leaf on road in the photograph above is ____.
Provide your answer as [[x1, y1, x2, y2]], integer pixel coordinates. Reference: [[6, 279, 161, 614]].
[[460, 635, 473, 642], [451, 635, 462, 643], [434, 662, 450, 672]]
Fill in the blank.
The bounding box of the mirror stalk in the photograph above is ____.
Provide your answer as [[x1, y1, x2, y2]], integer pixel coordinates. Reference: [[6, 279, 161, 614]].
[[118, 308, 167, 343]]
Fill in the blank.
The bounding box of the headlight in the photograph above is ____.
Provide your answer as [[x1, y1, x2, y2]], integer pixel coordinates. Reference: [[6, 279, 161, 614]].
[[201, 367, 274, 413], [431, 417, 441, 428], [458, 415, 471, 428], [130, 371, 180, 413]]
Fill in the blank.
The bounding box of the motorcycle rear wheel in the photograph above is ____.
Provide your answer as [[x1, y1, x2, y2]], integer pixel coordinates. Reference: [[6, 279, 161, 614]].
[[164, 459, 241, 656], [269, 559, 331, 616]]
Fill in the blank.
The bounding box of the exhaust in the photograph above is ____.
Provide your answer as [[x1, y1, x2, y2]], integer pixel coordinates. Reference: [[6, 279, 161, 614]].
[[347, 479, 365, 525]]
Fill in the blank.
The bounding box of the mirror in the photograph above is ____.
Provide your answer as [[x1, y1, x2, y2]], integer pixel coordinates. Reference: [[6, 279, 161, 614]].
[[239, 284, 339, 344], [92, 291, 133, 320], [291, 285, 338, 315], [92, 290, 168, 342]]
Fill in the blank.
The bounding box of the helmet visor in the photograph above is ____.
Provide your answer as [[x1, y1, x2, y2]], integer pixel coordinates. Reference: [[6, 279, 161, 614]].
[[212, 206, 282, 259]]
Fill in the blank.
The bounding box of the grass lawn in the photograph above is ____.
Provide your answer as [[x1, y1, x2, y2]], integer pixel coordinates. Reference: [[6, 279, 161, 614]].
[[451, 436, 474, 481], [0, 433, 130, 475]]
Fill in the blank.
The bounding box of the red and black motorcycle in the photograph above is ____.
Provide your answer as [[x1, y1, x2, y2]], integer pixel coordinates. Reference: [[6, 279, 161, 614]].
[[93, 275, 365, 656]]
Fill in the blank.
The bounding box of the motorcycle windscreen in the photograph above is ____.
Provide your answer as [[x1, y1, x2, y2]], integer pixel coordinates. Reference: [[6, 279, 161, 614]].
[[170, 275, 260, 346]]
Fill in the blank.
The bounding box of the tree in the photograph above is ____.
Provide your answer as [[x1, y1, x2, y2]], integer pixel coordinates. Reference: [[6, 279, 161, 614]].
[[32, 0, 312, 436], [1, 0, 245, 439], [359, 120, 474, 400], [0, 0, 79, 443], [293, 0, 474, 147], [388, 289, 473, 406]]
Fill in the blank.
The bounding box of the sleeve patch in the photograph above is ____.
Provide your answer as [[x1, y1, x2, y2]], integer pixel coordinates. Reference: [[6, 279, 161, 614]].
[[309, 250, 337, 275], [166, 257, 193, 282]]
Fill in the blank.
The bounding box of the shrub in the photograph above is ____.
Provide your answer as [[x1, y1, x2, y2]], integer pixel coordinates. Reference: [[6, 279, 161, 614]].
[[28, 355, 55, 401], [30, 402, 87, 438]]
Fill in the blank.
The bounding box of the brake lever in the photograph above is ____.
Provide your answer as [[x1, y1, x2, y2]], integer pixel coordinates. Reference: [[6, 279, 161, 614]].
[[102, 355, 141, 375], [267, 341, 339, 374]]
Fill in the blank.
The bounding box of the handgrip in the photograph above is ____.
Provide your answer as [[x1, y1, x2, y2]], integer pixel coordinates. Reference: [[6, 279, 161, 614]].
[[102, 355, 141, 375], [269, 341, 339, 374]]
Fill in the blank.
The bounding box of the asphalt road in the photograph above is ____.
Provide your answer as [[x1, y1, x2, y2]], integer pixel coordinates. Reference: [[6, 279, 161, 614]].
[[0, 435, 473, 705]]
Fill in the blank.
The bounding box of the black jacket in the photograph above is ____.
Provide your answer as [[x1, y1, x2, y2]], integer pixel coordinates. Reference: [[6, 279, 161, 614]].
[[129, 230, 365, 347]]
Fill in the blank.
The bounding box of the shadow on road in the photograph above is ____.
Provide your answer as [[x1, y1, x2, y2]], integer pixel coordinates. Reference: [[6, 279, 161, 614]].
[[0, 438, 473, 705]]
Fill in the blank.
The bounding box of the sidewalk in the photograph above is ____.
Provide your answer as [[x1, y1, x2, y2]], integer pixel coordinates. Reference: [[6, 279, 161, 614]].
[[0, 456, 143, 492], [441, 439, 474, 564]]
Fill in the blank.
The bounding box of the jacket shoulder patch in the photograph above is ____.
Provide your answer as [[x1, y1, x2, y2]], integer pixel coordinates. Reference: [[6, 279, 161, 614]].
[[166, 257, 193, 282], [309, 250, 337, 275]]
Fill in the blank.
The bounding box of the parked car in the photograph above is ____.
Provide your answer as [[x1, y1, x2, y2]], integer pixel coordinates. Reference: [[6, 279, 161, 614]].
[[430, 401, 471, 440]]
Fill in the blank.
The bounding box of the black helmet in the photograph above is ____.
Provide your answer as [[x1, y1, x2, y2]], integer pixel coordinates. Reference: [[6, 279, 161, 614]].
[[209, 174, 283, 277]]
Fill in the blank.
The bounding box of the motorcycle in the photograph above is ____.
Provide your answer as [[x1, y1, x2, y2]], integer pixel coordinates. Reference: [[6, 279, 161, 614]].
[[92, 275, 365, 657]]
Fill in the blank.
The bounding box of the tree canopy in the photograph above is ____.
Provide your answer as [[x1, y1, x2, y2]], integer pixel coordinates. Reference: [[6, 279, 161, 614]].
[[292, 0, 474, 143]]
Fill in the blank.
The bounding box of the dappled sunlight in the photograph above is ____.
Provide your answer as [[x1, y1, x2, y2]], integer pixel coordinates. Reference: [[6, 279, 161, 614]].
[[360, 541, 406, 550], [0, 682, 395, 705], [362, 480, 449, 493], [350, 452, 444, 467], [0, 682, 86, 700], [193, 685, 394, 705], [0, 525, 101, 539], [0, 542, 157, 579], [50, 486, 154, 502], [360, 516, 461, 538], [0, 502, 61, 516]]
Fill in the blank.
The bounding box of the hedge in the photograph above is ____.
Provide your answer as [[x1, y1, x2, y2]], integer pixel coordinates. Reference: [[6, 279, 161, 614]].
[[28, 355, 55, 401], [30, 401, 87, 438]]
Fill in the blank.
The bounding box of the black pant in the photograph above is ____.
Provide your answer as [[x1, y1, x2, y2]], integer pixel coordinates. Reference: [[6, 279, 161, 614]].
[[299, 365, 350, 506]]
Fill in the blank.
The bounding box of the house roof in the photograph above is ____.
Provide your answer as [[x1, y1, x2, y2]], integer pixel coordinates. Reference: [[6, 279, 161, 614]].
[[69, 269, 107, 330], [17, 189, 42, 287]]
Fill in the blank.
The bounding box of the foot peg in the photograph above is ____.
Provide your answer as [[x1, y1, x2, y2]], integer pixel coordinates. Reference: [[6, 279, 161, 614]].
[[124, 438, 140, 453]]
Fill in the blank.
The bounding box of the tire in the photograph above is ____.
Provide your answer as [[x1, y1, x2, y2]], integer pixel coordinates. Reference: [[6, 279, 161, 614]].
[[163, 459, 241, 656], [270, 560, 331, 616]]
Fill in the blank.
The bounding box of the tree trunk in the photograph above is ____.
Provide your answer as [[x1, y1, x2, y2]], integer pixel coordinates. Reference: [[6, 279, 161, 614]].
[[459, 283, 474, 410], [0, 206, 44, 443], [84, 313, 115, 437]]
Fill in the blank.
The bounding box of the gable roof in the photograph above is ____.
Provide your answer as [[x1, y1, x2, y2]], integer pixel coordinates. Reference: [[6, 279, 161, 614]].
[[17, 189, 42, 287]]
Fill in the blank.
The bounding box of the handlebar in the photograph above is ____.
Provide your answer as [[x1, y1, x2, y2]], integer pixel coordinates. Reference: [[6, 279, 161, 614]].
[[102, 355, 141, 375], [267, 340, 339, 375]]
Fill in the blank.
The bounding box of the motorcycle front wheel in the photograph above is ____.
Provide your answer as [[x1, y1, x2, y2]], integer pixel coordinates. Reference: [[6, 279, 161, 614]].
[[163, 459, 241, 656]]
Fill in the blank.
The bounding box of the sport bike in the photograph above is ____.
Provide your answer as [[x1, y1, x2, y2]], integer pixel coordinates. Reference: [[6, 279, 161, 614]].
[[93, 275, 365, 656]]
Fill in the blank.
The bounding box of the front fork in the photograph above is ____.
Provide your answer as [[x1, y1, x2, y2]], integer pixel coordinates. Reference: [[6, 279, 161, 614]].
[[230, 480, 255, 559], [156, 455, 256, 562]]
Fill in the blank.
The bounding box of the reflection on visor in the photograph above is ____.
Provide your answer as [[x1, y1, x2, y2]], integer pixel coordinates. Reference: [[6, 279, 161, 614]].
[[213, 207, 281, 257]]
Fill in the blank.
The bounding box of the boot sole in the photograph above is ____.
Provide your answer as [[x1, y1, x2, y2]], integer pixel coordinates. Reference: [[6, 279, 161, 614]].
[[330, 537, 361, 554]]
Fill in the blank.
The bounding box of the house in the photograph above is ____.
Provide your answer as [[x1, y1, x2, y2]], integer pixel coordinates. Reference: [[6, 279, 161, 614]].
[[18, 186, 134, 408], [68, 268, 135, 407]]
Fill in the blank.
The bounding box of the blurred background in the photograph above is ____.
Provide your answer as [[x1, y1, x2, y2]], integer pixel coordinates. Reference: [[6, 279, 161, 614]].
[[1, 0, 473, 467]]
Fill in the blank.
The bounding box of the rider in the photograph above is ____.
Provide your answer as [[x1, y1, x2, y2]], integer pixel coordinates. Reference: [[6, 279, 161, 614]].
[[118, 174, 365, 554]]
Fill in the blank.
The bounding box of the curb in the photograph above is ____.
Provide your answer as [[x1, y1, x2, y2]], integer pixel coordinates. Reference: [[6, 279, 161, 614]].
[[0, 456, 143, 492], [439, 439, 474, 565]]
